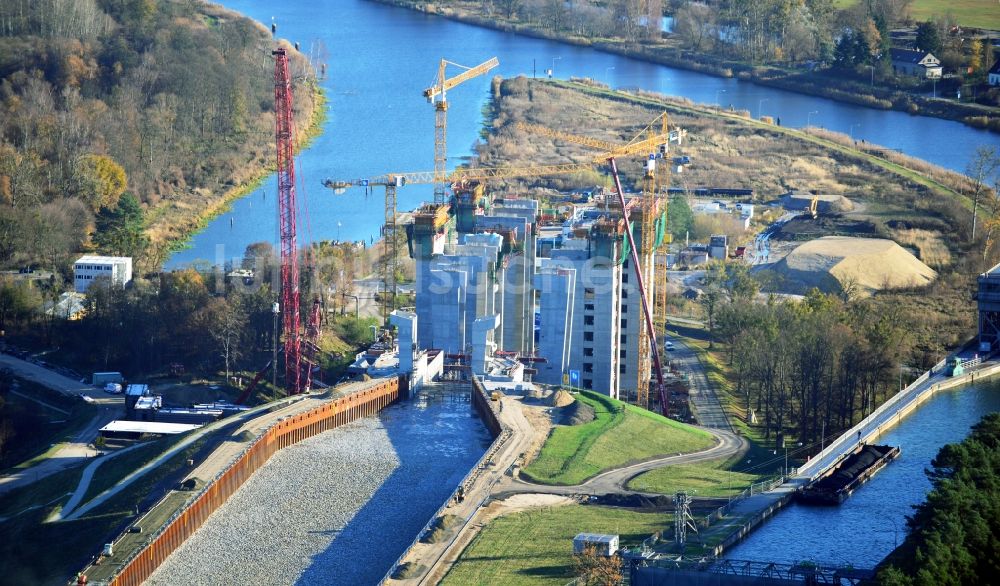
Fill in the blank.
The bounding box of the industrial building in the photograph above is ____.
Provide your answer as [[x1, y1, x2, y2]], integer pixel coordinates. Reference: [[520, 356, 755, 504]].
[[73, 255, 133, 293], [978, 262, 1000, 352]]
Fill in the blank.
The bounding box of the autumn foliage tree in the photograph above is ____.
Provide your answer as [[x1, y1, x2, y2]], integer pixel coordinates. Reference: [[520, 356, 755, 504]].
[[573, 544, 623, 586]]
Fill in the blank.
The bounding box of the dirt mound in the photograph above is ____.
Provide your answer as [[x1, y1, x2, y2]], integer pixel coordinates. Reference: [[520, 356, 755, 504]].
[[554, 400, 595, 426], [770, 236, 936, 296], [590, 493, 674, 509], [549, 389, 575, 407]]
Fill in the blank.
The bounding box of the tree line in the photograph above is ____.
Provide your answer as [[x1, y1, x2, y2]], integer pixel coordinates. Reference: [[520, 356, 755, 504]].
[[705, 268, 911, 448], [878, 413, 1000, 585]]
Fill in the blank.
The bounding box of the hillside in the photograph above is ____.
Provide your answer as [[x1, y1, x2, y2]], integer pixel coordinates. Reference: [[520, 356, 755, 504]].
[[521, 391, 714, 485], [0, 0, 319, 271]]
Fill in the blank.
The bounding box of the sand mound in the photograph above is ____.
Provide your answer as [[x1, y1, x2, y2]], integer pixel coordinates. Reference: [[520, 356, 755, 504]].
[[549, 389, 575, 407], [771, 236, 936, 296], [781, 191, 854, 213]]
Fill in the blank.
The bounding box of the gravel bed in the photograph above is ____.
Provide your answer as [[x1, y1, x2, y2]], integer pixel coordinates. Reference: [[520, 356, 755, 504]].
[[147, 396, 489, 585]]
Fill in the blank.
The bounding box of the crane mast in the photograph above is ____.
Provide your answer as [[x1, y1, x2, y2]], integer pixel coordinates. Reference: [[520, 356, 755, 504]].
[[609, 158, 669, 416], [424, 57, 499, 204], [274, 48, 304, 395]]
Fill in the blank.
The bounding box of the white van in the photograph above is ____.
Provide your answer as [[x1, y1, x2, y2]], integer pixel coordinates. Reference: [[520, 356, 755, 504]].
[[665, 341, 675, 351]]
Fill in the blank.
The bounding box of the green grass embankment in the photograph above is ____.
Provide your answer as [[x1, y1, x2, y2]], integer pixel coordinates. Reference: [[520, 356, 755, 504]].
[[627, 460, 768, 498], [521, 391, 714, 485], [441, 505, 671, 586]]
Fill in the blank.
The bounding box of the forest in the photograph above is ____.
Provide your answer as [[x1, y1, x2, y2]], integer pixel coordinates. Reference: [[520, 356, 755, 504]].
[[0, 0, 318, 273], [707, 268, 911, 447], [878, 413, 1000, 585]]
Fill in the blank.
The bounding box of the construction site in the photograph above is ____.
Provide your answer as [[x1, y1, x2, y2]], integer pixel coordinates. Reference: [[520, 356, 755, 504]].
[[11, 37, 992, 586]]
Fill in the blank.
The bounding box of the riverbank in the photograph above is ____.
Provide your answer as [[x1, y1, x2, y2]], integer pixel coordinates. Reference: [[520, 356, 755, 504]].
[[369, 0, 999, 134], [145, 80, 326, 267]]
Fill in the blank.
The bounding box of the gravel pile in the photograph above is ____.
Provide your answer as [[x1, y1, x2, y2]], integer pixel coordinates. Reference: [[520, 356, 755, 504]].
[[147, 398, 489, 585]]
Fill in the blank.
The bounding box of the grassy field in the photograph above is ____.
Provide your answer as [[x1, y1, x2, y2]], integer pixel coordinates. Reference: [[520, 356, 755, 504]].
[[834, 0, 1000, 29], [521, 391, 715, 485], [0, 433, 211, 584], [1, 380, 97, 473], [627, 460, 769, 498], [441, 505, 671, 586]]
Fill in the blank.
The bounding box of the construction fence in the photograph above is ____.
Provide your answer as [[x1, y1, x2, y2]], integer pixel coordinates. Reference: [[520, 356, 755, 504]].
[[104, 377, 402, 586]]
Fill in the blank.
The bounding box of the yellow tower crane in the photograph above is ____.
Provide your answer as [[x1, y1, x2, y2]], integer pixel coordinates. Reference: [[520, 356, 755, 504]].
[[323, 129, 670, 321], [516, 113, 675, 409], [424, 57, 499, 205]]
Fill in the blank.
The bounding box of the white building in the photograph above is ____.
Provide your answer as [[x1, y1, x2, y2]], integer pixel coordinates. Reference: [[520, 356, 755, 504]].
[[73, 255, 132, 293]]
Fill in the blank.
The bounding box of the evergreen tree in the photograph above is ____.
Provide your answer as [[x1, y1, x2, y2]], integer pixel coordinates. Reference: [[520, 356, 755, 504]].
[[93, 192, 148, 260], [914, 21, 941, 55]]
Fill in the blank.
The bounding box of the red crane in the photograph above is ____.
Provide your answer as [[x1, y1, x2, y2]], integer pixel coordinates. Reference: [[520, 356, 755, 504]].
[[608, 158, 669, 416], [236, 48, 319, 405], [273, 48, 303, 395]]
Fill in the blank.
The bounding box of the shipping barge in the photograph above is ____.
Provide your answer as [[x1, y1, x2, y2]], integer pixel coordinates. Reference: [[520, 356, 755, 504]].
[[798, 444, 901, 505]]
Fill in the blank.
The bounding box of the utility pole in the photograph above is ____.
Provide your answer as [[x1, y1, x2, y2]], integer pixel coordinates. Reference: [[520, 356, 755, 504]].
[[272, 301, 279, 391]]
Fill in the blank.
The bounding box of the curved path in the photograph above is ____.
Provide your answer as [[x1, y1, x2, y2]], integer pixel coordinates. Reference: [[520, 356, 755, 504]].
[[500, 427, 746, 496], [50, 392, 319, 522]]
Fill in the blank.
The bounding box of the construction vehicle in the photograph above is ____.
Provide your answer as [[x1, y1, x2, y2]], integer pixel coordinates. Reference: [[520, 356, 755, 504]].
[[424, 57, 499, 204]]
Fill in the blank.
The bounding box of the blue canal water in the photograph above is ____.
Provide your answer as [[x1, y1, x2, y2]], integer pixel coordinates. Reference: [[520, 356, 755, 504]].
[[725, 381, 1000, 568], [166, 0, 998, 269]]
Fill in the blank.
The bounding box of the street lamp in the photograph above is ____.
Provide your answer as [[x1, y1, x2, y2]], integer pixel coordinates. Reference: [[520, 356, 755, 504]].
[[337, 221, 342, 241], [341, 293, 360, 318], [806, 110, 818, 127], [549, 56, 561, 78], [715, 89, 727, 108], [775, 441, 803, 476], [850, 123, 861, 142], [757, 98, 769, 119], [605, 66, 615, 85]]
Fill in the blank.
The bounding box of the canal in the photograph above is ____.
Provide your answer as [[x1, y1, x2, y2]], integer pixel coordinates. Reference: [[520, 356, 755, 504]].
[[167, 0, 998, 269], [147, 388, 492, 585], [725, 380, 1000, 568]]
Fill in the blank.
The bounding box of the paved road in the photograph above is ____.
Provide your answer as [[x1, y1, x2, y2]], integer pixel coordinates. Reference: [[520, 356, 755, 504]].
[[668, 338, 733, 432], [501, 427, 746, 497], [0, 353, 126, 494], [54, 378, 387, 522], [0, 407, 120, 495]]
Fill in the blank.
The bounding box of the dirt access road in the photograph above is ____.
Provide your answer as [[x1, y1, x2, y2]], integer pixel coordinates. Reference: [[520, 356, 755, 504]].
[[0, 354, 125, 495]]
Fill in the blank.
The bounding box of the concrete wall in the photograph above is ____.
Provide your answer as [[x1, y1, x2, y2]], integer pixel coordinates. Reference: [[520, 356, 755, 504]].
[[534, 264, 576, 385], [632, 567, 800, 586]]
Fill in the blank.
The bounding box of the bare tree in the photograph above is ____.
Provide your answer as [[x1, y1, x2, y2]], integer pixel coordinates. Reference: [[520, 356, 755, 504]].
[[573, 544, 623, 586], [210, 297, 247, 383], [674, 2, 717, 52], [967, 145, 1000, 242]]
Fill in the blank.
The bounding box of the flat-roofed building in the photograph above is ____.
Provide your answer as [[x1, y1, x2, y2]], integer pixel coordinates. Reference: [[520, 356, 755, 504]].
[[73, 255, 132, 293]]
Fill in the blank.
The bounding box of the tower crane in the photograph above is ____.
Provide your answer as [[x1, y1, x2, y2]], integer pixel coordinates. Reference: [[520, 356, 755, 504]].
[[236, 47, 321, 405], [424, 57, 499, 204], [323, 131, 671, 320], [516, 114, 677, 411]]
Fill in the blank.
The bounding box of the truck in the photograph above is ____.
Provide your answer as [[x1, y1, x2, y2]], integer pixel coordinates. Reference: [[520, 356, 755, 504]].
[[92, 372, 123, 386]]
